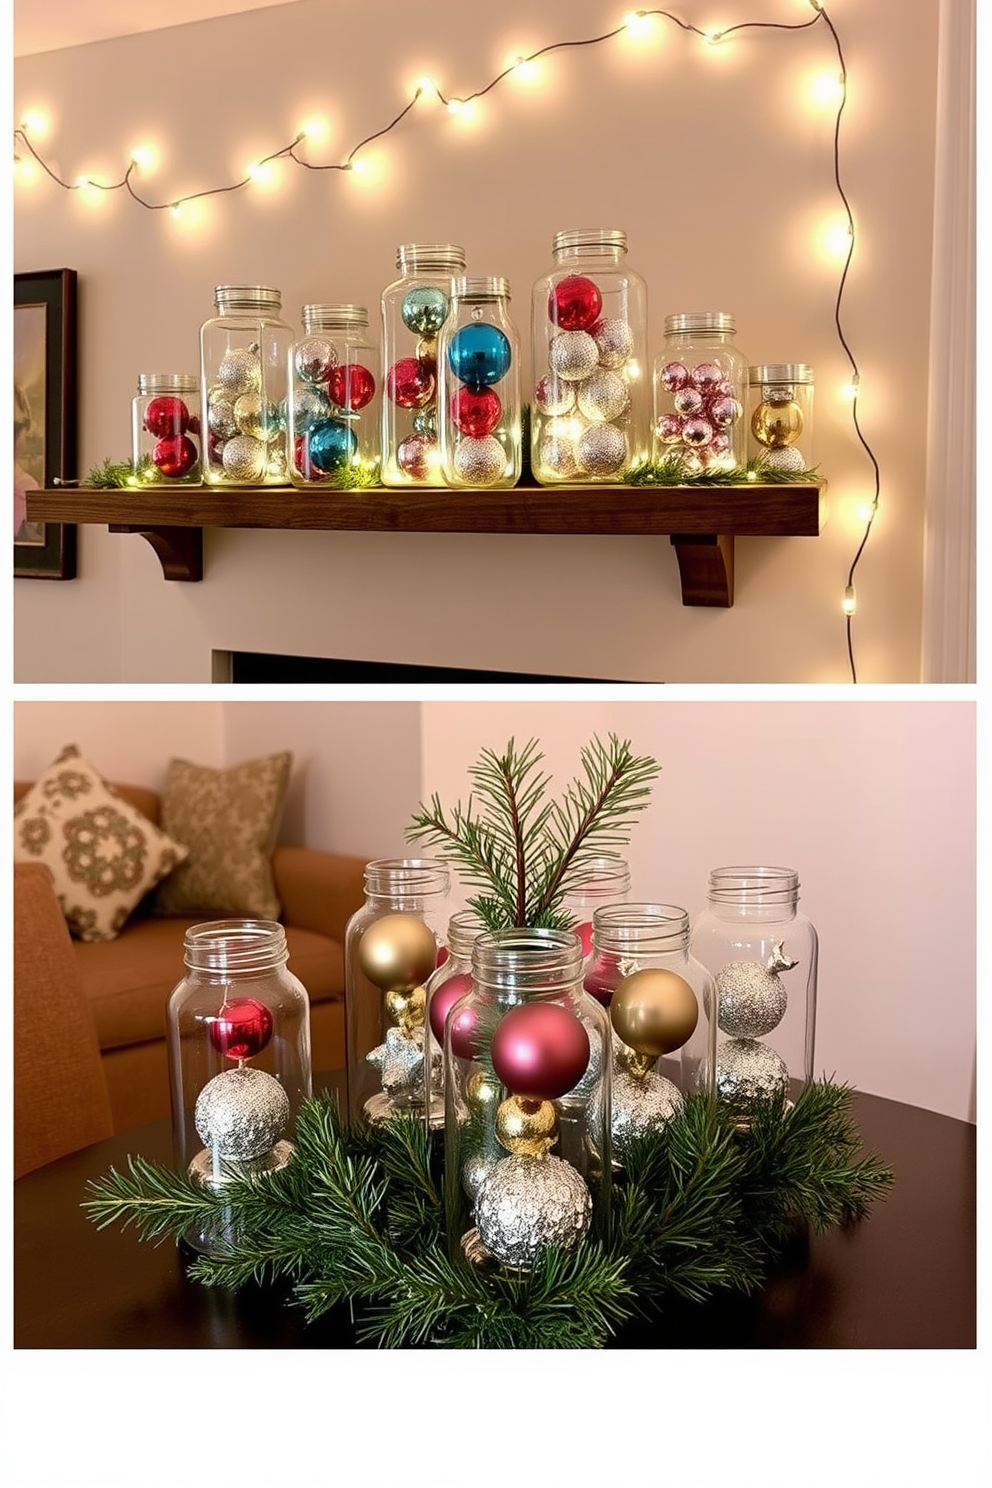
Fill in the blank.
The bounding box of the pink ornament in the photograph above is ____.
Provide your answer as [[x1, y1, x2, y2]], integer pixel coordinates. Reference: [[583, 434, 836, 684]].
[[573, 920, 594, 958], [152, 434, 199, 478], [691, 362, 724, 393], [682, 417, 714, 447], [710, 431, 731, 455], [583, 951, 622, 1006], [661, 361, 690, 393], [548, 275, 603, 332], [397, 432, 435, 479], [449, 1000, 482, 1061], [709, 395, 740, 428], [328, 362, 376, 411], [428, 972, 475, 1045], [490, 1002, 590, 1101], [657, 413, 684, 444], [209, 997, 273, 1061], [673, 387, 703, 416], [450, 385, 502, 438], [386, 357, 435, 409], [143, 395, 190, 438]]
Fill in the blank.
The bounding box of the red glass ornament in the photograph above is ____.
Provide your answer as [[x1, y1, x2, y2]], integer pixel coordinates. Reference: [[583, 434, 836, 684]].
[[153, 434, 199, 478], [491, 1002, 590, 1100], [144, 395, 191, 438], [449, 999, 481, 1061], [450, 385, 501, 438], [188, 414, 202, 437], [548, 275, 602, 333], [328, 363, 376, 411], [428, 972, 475, 1045], [583, 951, 622, 1006], [209, 997, 274, 1061], [386, 357, 435, 410], [293, 434, 312, 477], [397, 432, 435, 479], [572, 920, 594, 958]]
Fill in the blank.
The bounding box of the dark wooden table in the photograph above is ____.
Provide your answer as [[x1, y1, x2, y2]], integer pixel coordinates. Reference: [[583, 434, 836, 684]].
[[14, 1086, 975, 1349]]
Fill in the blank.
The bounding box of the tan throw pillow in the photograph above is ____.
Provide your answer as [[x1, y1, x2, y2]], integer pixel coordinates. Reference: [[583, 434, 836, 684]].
[[13, 745, 189, 942], [153, 752, 292, 921]]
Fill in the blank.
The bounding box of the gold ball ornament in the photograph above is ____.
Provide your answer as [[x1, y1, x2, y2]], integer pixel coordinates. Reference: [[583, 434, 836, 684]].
[[465, 1070, 501, 1111], [384, 984, 426, 1036], [615, 1040, 657, 1080], [495, 1094, 559, 1157], [358, 913, 438, 992], [610, 968, 699, 1057], [751, 399, 804, 449]]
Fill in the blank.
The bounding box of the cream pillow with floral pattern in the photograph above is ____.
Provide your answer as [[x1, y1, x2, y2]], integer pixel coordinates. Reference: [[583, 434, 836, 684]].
[[13, 745, 189, 942]]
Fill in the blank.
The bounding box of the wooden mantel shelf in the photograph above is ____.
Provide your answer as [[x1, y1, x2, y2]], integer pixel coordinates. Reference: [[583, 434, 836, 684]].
[[27, 480, 827, 607]]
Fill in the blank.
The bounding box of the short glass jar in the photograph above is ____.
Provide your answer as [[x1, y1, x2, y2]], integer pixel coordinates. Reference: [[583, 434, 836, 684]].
[[653, 311, 748, 472], [747, 363, 814, 473], [531, 228, 649, 484], [690, 867, 817, 1120], [381, 243, 467, 487], [132, 373, 202, 483], [199, 284, 294, 485], [562, 856, 632, 960], [344, 858, 451, 1126], [438, 277, 521, 489], [288, 304, 380, 488], [443, 927, 611, 1274], [166, 920, 313, 1255], [422, 908, 487, 1130]]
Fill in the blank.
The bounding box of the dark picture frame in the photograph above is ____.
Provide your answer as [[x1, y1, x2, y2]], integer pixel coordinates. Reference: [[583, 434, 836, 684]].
[[14, 268, 78, 578]]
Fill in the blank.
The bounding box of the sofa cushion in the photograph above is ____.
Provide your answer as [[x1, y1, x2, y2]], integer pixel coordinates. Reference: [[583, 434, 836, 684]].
[[13, 747, 189, 943], [153, 752, 292, 921]]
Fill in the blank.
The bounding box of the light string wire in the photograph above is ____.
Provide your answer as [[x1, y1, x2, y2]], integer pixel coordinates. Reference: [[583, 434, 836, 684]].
[[13, 1, 878, 682]]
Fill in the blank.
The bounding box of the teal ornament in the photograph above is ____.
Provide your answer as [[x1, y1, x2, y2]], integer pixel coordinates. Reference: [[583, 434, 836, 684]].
[[401, 287, 449, 337], [447, 323, 512, 389], [412, 408, 438, 438], [293, 385, 332, 431], [308, 418, 358, 474]]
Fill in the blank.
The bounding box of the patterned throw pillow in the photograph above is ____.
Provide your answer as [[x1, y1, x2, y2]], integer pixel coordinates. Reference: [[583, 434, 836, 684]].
[[13, 745, 189, 942], [153, 752, 292, 921]]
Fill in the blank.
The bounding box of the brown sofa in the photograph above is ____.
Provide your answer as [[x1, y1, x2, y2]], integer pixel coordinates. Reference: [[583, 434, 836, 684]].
[[14, 780, 368, 1133]]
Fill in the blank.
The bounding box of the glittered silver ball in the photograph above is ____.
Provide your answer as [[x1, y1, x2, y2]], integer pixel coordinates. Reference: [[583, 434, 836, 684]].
[[609, 1068, 683, 1152], [464, 1151, 500, 1203], [533, 374, 576, 418], [475, 1155, 592, 1269], [577, 369, 629, 424], [453, 434, 506, 485], [292, 384, 333, 429], [293, 335, 337, 384], [593, 317, 634, 369], [716, 1038, 789, 1109], [217, 346, 261, 398], [207, 396, 237, 439], [234, 392, 279, 442], [762, 384, 795, 405], [221, 433, 267, 481], [716, 961, 788, 1038], [537, 431, 580, 479], [194, 1065, 290, 1160], [761, 445, 807, 472], [548, 330, 600, 382], [566, 1017, 602, 1100], [576, 423, 627, 476]]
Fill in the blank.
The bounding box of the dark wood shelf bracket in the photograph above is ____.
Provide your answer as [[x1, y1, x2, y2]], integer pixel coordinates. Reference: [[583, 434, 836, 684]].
[[108, 524, 203, 582], [670, 533, 736, 607]]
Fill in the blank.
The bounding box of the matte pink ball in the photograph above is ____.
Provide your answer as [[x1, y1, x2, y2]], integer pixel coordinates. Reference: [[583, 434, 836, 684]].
[[490, 1002, 590, 1100], [428, 972, 475, 1045]]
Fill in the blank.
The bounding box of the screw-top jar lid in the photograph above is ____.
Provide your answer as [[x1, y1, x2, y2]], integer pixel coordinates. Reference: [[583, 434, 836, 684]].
[[183, 919, 288, 973], [451, 275, 510, 300], [748, 363, 814, 384], [395, 243, 467, 273], [552, 228, 628, 254], [214, 284, 283, 312], [302, 303, 369, 331], [592, 902, 690, 953], [137, 372, 198, 394], [364, 857, 451, 904], [445, 908, 487, 960], [472, 927, 584, 997], [665, 312, 736, 335]]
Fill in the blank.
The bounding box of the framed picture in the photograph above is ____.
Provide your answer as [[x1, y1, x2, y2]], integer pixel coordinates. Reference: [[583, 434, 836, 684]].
[[14, 268, 78, 579]]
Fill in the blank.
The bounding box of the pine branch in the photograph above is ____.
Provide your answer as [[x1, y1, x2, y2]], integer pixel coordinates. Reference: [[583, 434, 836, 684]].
[[624, 454, 821, 486]]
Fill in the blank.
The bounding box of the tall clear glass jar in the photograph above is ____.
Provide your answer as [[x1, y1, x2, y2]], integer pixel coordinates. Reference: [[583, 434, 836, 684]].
[[380, 243, 467, 487], [438, 277, 521, 489], [132, 373, 202, 484], [531, 228, 649, 485], [288, 304, 380, 488], [562, 856, 632, 960], [747, 363, 814, 473], [344, 858, 451, 1126], [422, 908, 486, 1130], [444, 928, 611, 1273], [689, 867, 817, 1120], [166, 920, 313, 1255], [653, 312, 748, 472], [199, 284, 294, 486]]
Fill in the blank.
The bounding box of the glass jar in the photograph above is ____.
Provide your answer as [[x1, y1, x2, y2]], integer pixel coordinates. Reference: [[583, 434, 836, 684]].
[[131, 373, 202, 484], [531, 228, 649, 485], [747, 363, 815, 474], [166, 919, 313, 1255], [689, 867, 817, 1120], [444, 928, 611, 1273], [438, 277, 522, 489], [562, 856, 632, 960], [653, 312, 748, 472], [344, 857, 451, 1126], [422, 908, 487, 1130], [288, 304, 380, 488], [380, 243, 467, 487], [199, 284, 294, 486]]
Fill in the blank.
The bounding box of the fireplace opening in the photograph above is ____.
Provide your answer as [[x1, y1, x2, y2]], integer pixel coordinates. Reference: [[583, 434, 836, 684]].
[[219, 651, 625, 683]]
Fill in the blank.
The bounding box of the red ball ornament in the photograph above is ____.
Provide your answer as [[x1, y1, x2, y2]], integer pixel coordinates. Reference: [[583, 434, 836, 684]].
[[209, 997, 274, 1061], [397, 432, 435, 479], [386, 357, 435, 410], [293, 434, 312, 477], [428, 972, 475, 1045], [328, 362, 376, 411], [450, 385, 502, 438], [449, 1000, 482, 1061], [548, 275, 603, 332], [188, 414, 202, 437], [143, 395, 190, 438], [572, 920, 594, 958], [491, 1002, 590, 1100], [153, 434, 199, 478]]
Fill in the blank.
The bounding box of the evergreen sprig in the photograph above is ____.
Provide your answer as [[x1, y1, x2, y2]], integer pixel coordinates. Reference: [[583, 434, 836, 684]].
[[624, 454, 820, 486], [84, 454, 159, 488]]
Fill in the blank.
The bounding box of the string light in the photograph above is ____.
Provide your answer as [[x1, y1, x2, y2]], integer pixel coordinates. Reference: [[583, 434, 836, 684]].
[[842, 585, 857, 616]]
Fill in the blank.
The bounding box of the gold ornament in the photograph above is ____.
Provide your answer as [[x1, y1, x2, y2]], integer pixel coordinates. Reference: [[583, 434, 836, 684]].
[[615, 1040, 657, 1080], [465, 1070, 501, 1111], [358, 913, 438, 992], [495, 1094, 558, 1157], [610, 968, 699, 1057], [751, 399, 804, 449], [384, 984, 426, 1037]]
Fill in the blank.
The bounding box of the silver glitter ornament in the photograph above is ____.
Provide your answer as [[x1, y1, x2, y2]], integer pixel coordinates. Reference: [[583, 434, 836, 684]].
[[762, 445, 807, 472], [194, 1065, 290, 1161], [538, 431, 580, 479], [577, 369, 629, 424], [716, 946, 795, 1038], [221, 434, 267, 481], [533, 374, 576, 417], [234, 392, 279, 442], [608, 1067, 683, 1153], [293, 384, 333, 429], [565, 1017, 602, 1100], [464, 1151, 500, 1203], [217, 345, 262, 398], [576, 423, 627, 476], [593, 317, 634, 369], [366, 1024, 428, 1098], [293, 335, 337, 384], [548, 330, 600, 382], [475, 1155, 592, 1269], [716, 1038, 789, 1109], [453, 434, 506, 485], [207, 395, 238, 439]]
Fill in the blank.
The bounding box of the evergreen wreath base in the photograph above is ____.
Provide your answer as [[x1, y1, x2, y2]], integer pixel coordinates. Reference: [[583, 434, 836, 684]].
[[84, 1079, 892, 1349]]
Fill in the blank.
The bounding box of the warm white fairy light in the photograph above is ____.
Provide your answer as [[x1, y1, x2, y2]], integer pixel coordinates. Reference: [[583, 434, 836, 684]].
[[128, 145, 157, 172], [808, 68, 845, 107], [298, 115, 330, 142], [623, 10, 653, 38], [842, 585, 857, 616], [19, 108, 49, 138]]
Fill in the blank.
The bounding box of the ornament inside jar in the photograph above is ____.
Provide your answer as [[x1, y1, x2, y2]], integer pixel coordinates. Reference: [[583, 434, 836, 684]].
[[438, 277, 522, 489], [562, 857, 632, 962], [423, 908, 486, 1131], [443, 928, 611, 1273], [380, 243, 467, 487], [652, 312, 748, 472], [344, 858, 451, 1126], [747, 363, 814, 473], [531, 228, 649, 484], [132, 373, 202, 484], [199, 284, 294, 485], [166, 920, 313, 1256], [288, 304, 380, 488], [689, 867, 818, 1123]]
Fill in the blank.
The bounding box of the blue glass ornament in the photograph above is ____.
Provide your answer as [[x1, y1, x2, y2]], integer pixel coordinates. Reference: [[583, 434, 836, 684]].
[[401, 287, 449, 337], [308, 418, 359, 474], [447, 323, 512, 389]]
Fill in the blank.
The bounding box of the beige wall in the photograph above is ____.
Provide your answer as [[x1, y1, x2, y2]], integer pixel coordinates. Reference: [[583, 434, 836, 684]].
[[13, 0, 941, 682]]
